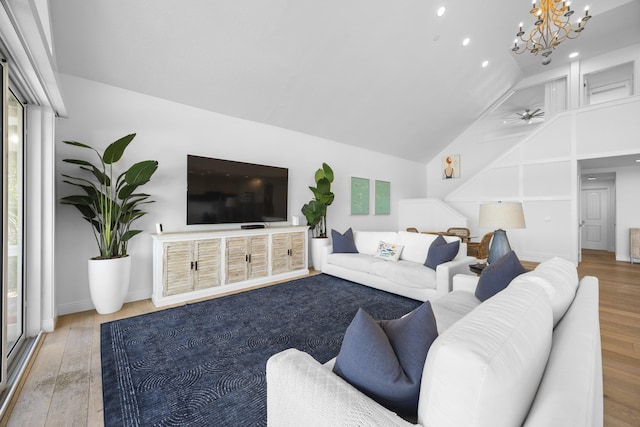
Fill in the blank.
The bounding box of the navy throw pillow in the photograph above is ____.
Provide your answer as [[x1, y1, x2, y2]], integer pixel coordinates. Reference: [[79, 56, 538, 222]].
[[424, 235, 460, 269], [475, 250, 527, 301], [331, 228, 358, 253], [333, 301, 438, 416]]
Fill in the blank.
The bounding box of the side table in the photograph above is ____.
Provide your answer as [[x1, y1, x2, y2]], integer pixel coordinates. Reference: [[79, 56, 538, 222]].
[[469, 263, 487, 276]]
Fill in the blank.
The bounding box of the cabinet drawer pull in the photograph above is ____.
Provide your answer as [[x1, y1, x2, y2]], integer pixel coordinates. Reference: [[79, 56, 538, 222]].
[[190, 261, 194, 270], [194, 261, 198, 271]]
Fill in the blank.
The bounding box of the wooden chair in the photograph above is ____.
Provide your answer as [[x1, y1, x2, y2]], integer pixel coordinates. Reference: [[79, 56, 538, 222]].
[[467, 232, 494, 260], [446, 227, 471, 243], [406, 227, 419, 233]]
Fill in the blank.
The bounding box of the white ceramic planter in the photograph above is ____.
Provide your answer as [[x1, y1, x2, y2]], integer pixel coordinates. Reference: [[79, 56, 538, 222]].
[[310, 237, 330, 270], [88, 255, 131, 314]]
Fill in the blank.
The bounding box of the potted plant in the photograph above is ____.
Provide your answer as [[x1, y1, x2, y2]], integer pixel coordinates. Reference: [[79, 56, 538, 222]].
[[60, 133, 158, 314], [301, 163, 334, 269]]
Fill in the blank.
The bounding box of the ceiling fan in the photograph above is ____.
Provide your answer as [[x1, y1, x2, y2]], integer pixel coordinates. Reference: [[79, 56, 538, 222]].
[[502, 108, 545, 125]]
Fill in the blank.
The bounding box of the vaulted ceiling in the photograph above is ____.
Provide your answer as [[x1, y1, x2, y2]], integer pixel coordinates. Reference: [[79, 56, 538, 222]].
[[50, 0, 640, 163]]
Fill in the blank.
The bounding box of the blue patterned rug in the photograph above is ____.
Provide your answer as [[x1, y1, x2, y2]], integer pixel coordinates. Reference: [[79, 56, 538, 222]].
[[101, 274, 421, 426]]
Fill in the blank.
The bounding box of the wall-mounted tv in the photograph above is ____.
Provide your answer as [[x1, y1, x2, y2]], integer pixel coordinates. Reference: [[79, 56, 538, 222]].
[[187, 155, 288, 225]]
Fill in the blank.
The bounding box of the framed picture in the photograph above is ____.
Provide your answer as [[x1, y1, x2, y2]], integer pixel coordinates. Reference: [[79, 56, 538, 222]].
[[442, 154, 460, 179], [375, 180, 390, 215], [351, 177, 369, 215]]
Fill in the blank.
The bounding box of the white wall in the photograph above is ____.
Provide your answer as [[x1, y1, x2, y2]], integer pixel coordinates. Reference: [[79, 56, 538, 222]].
[[55, 74, 427, 315], [581, 166, 640, 261], [427, 44, 640, 200], [616, 167, 640, 262], [425, 45, 640, 264], [443, 96, 640, 264]]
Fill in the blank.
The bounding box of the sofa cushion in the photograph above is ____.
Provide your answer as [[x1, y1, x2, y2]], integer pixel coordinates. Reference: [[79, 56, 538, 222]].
[[474, 250, 527, 301], [430, 290, 481, 333], [424, 235, 460, 269], [418, 283, 553, 427], [396, 231, 438, 263], [326, 253, 385, 274], [354, 231, 399, 255], [370, 260, 438, 290], [331, 228, 359, 253], [333, 301, 438, 416], [373, 241, 404, 262], [509, 257, 579, 327]]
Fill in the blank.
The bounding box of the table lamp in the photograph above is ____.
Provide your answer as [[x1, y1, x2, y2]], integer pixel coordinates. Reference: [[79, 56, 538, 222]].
[[479, 201, 526, 264]]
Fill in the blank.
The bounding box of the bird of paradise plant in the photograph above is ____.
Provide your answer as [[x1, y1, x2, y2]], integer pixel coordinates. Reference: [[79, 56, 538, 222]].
[[60, 133, 158, 259]]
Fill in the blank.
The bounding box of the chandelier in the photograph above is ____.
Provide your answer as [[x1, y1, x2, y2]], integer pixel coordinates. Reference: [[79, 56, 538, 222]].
[[512, 0, 592, 65]]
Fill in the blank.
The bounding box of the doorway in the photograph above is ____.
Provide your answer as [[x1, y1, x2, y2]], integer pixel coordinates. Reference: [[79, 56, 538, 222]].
[[580, 173, 616, 253]]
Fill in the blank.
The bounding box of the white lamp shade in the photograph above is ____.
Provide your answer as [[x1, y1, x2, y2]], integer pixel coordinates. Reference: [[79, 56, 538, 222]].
[[479, 202, 526, 229]]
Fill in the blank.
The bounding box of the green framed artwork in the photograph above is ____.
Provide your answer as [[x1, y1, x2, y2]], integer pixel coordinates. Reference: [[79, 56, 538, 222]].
[[375, 180, 390, 214], [350, 177, 369, 215]]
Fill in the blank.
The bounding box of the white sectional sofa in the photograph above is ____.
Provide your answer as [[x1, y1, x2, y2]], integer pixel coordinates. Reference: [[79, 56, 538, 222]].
[[266, 257, 603, 427], [321, 230, 476, 301]]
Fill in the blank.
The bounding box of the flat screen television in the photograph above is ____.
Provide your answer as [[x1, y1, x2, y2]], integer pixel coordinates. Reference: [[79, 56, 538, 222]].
[[187, 155, 288, 225]]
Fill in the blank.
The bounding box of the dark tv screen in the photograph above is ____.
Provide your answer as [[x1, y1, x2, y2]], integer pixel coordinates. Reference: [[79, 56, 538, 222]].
[[187, 155, 288, 225]]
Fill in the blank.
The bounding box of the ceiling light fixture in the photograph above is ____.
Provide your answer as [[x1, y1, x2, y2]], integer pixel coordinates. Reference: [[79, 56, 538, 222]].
[[512, 1, 592, 65], [482, 60, 489, 68], [437, 6, 446, 17], [587, 176, 596, 180], [462, 37, 471, 46], [569, 52, 579, 58]]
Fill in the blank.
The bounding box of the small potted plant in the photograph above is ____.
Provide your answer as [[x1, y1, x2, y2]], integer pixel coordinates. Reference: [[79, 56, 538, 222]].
[[60, 133, 158, 314], [301, 163, 334, 268]]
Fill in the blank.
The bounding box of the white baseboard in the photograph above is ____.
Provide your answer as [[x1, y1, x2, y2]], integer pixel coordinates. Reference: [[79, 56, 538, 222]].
[[56, 289, 152, 316]]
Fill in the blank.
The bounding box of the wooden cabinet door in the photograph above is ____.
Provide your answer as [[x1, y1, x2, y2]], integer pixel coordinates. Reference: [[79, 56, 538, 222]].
[[271, 233, 291, 275], [194, 239, 221, 290], [289, 232, 306, 271], [163, 241, 193, 296], [226, 237, 249, 284], [271, 232, 306, 274], [248, 235, 268, 279]]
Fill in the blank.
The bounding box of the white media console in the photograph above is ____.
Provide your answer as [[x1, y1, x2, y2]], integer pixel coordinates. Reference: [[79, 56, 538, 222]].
[[151, 226, 309, 307]]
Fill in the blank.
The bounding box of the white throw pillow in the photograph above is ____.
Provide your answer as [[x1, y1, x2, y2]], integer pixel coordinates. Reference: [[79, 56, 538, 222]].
[[373, 241, 404, 262], [418, 283, 553, 427]]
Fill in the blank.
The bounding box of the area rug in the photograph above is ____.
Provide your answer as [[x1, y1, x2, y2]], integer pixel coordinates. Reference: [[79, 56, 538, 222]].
[[101, 274, 421, 426]]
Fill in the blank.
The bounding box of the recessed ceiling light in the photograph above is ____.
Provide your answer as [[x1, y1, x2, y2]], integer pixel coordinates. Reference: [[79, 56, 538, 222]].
[[588, 176, 596, 180], [437, 6, 446, 17], [462, 37, 471, 46], [635, 159, 640, 163], [569, 52, 579, 58], [482, 60, 489, 68]]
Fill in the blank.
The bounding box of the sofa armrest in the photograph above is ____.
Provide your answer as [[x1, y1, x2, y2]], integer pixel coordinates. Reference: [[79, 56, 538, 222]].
[[267, 348, 418, 427], [452, 273, 479, 292], [435, 256, 477, 297], [320, 244, 333, 273]]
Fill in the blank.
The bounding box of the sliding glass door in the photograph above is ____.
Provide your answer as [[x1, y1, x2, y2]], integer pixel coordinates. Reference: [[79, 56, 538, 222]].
[[0, 58, 26, 390], [6, 88, 24, 358]]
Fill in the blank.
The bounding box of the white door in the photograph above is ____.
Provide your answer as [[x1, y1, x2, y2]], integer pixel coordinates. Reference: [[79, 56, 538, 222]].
[[581, 189, 608, 250]]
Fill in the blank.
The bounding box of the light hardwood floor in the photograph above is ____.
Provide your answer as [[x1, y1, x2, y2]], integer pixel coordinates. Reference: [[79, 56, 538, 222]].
[[2, 251, 639, 426]]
